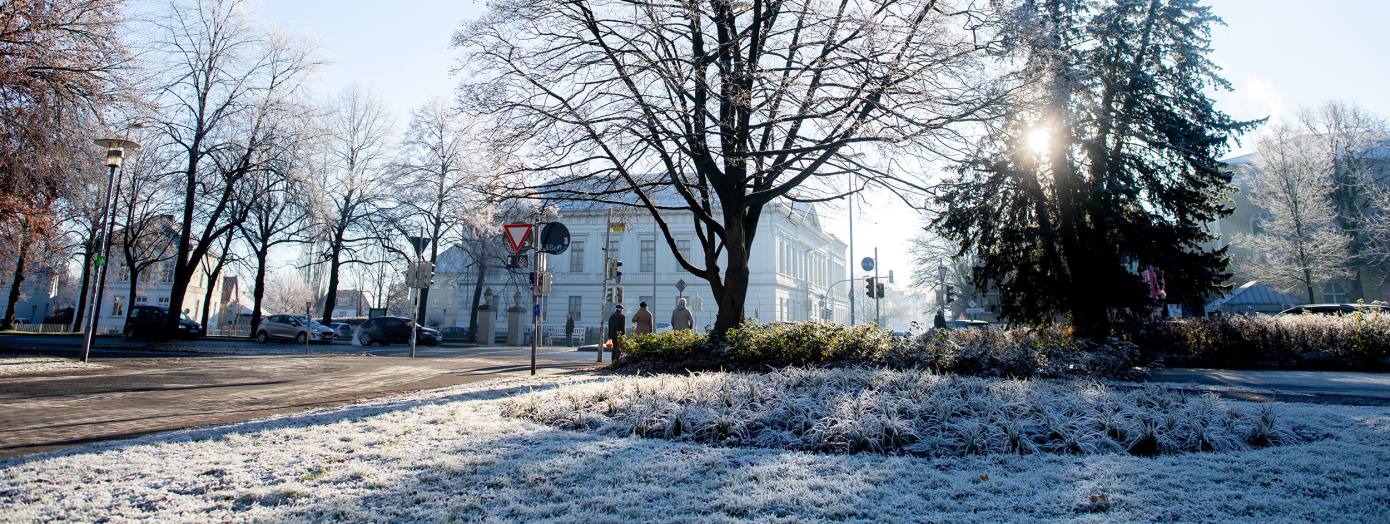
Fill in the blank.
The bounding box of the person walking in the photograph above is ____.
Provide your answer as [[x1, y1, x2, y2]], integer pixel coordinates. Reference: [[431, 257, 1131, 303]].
[[671, 298, 694, 330], [564, 313, 575, 346], [606, 305, 626, 361], [632, 302, 653, 335]]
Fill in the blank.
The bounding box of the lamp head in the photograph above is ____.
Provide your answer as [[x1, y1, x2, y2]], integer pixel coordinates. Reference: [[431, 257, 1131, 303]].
[[94, 138, 141, 168]]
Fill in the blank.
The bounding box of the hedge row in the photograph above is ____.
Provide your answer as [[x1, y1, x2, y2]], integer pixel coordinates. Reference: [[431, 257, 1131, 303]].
[[620, 311, 1390, 376], [1136, 311, 1390, 370], [619, 322, 1142, 378]]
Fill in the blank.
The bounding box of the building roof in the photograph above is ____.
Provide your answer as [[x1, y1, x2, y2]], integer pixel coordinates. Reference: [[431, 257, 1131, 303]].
[[1207, 280, 1302, 309]]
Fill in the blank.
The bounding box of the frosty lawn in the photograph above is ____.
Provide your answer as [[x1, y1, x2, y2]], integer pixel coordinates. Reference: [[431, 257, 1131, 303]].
[[2, 373, 1388, 522], [504, 369, 1305, 457]]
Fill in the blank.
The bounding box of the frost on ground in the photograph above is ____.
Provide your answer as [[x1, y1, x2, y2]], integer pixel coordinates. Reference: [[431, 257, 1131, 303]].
[[0, 355, 106, 376], [503, 368, 1305, 457], [1, 375, 1388, 522]]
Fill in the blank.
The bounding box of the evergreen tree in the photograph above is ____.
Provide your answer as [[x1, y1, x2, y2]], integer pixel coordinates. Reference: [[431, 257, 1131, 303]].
[[934, 0, 1256, 338]]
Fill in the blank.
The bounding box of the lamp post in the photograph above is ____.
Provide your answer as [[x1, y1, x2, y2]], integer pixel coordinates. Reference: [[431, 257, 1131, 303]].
[[81, 138, 140, 363]]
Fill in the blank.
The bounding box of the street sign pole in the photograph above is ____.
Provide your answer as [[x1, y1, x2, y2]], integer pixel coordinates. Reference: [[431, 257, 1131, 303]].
[[531, 216, 541, 376]]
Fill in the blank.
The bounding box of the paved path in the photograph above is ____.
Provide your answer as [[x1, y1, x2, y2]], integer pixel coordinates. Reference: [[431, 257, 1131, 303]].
[[1149, 368, 1390, 400], [0, 345, 598, 458]]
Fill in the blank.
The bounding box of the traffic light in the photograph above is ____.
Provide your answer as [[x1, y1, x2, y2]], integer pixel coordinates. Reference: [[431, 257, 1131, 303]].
[[876, 282, 885, 299], [945, 284, 957, 303], [606, 259, 624, 282], [614, 285, 624, 305], [865, 277, 875, 298]]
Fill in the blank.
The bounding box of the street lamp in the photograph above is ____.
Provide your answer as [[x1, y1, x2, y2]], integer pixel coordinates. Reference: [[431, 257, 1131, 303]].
[[80, 137, 140, 363]]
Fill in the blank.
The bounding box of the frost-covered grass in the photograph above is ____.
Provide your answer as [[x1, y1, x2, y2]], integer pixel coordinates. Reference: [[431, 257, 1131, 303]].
[[2, 374, 1389, 522], [0, 355, 106, 376], [504, 368, 1306, 457]]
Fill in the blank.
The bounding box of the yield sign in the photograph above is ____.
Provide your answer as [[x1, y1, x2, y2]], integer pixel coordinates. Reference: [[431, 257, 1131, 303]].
[[503, 223, 533, 253]]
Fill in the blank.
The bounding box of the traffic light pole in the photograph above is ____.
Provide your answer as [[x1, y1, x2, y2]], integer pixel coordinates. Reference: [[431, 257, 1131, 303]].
[[596, 209, 613, 363], [874, 247, 880, 325], [531, 216, 542, 376]]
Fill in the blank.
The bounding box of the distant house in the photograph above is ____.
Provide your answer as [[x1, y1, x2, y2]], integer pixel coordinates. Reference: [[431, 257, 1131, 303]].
[[92, 216, 224, 334], [1205, 281, 1302, 316], [0, 265, 58, 324], [316, 289, 369, 320]]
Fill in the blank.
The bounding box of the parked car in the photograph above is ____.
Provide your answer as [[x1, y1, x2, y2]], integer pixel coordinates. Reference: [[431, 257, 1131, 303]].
[[329, 322, 354, 340], [1276, 303, 1389, 316], [354, 316, 442, 346], [124, 305, 201, 339], [439, 326, 470, 342], [654, 322, 673, 333], [943, 319, 991, 330], [256, 314, 336, 344]]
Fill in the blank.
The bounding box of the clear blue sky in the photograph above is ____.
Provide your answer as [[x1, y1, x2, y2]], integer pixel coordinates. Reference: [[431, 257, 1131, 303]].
[[251, 0, 1390, 288]]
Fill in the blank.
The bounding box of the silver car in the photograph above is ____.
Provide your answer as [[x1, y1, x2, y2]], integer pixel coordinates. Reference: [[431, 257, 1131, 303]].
[[256, 314, 336, 344]]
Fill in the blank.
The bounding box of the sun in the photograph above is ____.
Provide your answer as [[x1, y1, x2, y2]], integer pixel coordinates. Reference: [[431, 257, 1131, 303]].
[[1024, 125, 1051, 157]]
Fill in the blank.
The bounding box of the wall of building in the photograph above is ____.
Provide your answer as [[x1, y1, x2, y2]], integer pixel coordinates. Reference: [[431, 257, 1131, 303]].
[[426, 202, 850, 337]]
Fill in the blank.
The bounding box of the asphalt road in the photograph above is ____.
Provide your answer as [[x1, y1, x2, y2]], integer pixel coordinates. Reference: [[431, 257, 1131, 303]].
[[1148, 368, 1390, 400], [0, 340, 600, 458]]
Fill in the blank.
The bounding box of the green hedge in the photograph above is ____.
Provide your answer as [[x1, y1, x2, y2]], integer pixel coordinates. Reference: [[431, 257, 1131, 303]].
[[619, 322, 1141, 378], [1137, 312, 1390, 370]]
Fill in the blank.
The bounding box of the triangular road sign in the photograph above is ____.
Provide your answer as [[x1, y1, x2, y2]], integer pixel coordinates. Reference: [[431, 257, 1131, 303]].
[[503, 223, 533, 253]]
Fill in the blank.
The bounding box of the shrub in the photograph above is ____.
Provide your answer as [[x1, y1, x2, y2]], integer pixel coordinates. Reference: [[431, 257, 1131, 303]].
[[1138, 311, 1390, 370], [618, 322, 1142, 378], [503, 368, 1305, 457]]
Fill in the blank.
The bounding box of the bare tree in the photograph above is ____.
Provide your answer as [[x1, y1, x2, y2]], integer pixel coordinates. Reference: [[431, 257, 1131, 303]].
[[113, 145, 178, 318], [145, 0, 316, 334], [1235, 125, 1353, 303], [237, 123, 312, 336], [1298, 101, 1390, 287], [309, 86, 394, 325], [394, 98, 484, 322], [455, 0, 1005, 335], [263, 269, 312, 315]]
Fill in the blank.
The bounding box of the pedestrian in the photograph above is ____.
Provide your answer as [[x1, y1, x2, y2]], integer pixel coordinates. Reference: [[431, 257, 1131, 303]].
[[606, 305, 626, 361], [671, 297, 694, 330], [564, 313, 575, 346], [632, 301, 653, 335]]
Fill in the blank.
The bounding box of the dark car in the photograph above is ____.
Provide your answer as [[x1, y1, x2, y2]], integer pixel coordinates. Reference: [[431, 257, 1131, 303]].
[[944, 319, 991, 330], [124, 305, 201, 339], [354, 316, 442, 346], [1276, 303, 1389, 316], [439, 326, 469, 342]]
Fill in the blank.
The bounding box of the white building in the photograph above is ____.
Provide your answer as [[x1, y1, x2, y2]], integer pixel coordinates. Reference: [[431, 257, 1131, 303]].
[[425, 200, 850, 340], [90, 217, 225, 334], [0, 266, 58, 324]]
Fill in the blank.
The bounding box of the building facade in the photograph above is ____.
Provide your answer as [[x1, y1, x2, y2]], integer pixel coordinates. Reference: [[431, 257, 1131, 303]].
[[1211, 149, 1390, 305], [425, 201, 851, 339], [0, 266, 57, 324]]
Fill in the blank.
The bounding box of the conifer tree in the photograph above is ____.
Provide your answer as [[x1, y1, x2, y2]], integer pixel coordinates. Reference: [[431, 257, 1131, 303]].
[[934, 0, 1256, 338]]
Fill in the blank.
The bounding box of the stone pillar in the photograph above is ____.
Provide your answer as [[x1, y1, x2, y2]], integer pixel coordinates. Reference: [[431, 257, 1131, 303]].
[[478, 305, 496, 346], [506, 305, 524, 346]]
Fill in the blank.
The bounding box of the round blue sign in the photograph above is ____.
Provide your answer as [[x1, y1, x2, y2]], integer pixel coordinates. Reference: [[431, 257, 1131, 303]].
[[861, 257, 875, 272]]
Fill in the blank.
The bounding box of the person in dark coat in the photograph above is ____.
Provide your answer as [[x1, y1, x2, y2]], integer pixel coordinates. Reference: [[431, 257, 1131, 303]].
[[606, 305, 626, 361], [564, 313, 575, 346]]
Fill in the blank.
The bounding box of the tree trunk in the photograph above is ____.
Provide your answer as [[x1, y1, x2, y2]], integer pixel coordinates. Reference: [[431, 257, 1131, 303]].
[[249, 248, 268, 337], [71, 243, 93, 331], [2, 230, 31, 330], [710, 208, 752, 338], [467, 240, 488, 343], [200, 257, 224, 335], [322, 248, 342, 325]]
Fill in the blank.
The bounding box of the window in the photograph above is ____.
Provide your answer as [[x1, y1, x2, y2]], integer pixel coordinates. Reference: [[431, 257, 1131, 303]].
[[1322, 282, 1349, 303], [569, 241, 585, 272], [112, 296, 125, 317], [676, 239, 691, 263], [136, 296, 148, 304], [160, 265, 174, 283], [640, 239, 655, 272], [159, 296, 170, 305], [567, 296, 583, 321], [116, 265, 130, 282]]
